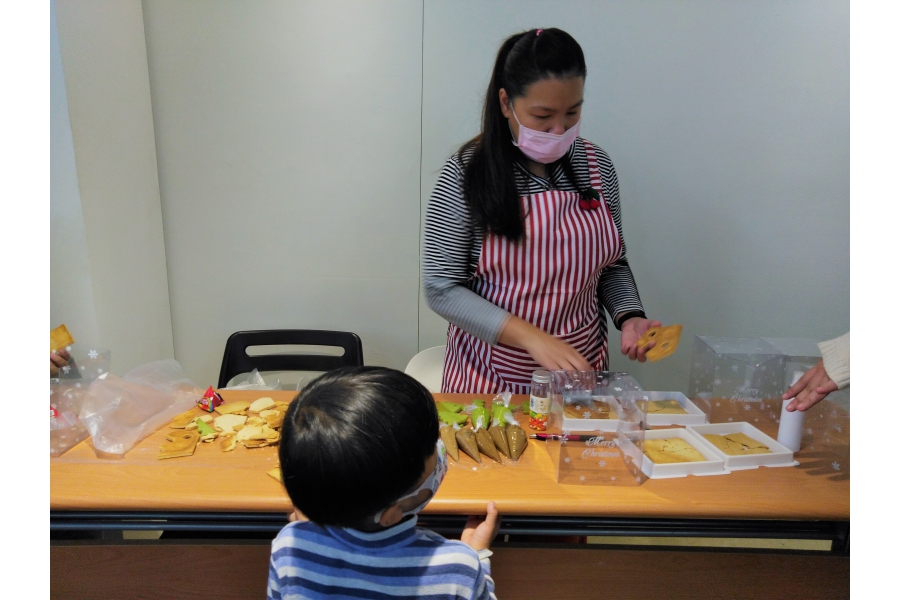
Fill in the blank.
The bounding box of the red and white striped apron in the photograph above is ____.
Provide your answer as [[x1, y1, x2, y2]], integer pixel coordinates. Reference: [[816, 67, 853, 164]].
[[442, 144, 623, 394]]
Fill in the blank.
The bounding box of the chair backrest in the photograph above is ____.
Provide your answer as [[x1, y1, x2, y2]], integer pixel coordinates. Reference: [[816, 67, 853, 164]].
[[404, 345, 446, 393], [218, 330, 364, 389]]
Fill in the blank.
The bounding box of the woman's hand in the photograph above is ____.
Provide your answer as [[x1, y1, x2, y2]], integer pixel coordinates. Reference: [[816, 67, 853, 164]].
[[461, 501, 500, 552], [50, 349, 71, 377], [782, 360, 838, 412], [499, 316, 591, 371], [620, 317, 662, 362]]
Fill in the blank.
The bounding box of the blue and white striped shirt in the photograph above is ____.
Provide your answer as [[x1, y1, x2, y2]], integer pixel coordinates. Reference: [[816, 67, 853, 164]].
[[267, 516, 497, 599]]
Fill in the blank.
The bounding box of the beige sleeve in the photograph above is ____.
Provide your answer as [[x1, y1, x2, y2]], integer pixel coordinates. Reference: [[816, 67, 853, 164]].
[[818, 332, 850, 389]]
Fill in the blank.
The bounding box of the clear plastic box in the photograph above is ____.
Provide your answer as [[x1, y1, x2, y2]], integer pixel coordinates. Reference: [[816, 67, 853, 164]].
[[550, 371, 642, 432], [687, 337, 786, 420], [546, 371, 648, 486], [623, 391, 708, 426]]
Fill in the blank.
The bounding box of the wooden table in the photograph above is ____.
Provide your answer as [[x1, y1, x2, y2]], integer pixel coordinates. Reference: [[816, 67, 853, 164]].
[[51, 391, 850, 599]]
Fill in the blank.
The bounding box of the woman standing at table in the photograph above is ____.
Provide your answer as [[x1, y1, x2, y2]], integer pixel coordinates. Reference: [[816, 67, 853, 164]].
[[424, 28, 662, 394]]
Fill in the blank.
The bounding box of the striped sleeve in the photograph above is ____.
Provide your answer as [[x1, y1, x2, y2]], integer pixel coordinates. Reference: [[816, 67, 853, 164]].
[[423, 151, 511, 344], [266, 555, 282, 600], [588, 144, 646, 327]]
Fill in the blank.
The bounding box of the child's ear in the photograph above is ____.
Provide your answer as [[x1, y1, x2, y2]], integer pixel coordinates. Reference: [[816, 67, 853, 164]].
[[378, 503, 404, 528]]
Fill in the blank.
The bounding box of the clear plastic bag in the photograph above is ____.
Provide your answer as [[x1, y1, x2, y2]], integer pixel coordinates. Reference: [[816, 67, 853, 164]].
[[78, 359, 202, 456], [50, 347, 112, 457], [223, 369, 280, 391]]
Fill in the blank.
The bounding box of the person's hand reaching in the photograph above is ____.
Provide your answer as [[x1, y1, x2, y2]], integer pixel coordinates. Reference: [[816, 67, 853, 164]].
[[620, 317, 662, 362], [461, 501, 500, 552]]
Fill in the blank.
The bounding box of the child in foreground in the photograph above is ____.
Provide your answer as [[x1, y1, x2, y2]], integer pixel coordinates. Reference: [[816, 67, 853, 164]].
[[268, 366, 500, 599]]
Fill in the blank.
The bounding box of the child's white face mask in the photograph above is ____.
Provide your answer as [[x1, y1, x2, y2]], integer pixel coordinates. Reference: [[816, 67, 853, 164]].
[[374, 439, 448, 524]]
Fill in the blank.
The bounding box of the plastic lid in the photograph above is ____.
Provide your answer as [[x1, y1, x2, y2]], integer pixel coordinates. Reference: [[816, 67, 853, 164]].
[[531, 369, 551, 383]]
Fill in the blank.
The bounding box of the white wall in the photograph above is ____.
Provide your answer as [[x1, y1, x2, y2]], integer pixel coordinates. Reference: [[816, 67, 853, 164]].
[[141, 0, 423, 384], [419, 0, 850, 392], [50, 0, 100, 349], [52, 1, 849, 392], [54, 0, 174, 374]]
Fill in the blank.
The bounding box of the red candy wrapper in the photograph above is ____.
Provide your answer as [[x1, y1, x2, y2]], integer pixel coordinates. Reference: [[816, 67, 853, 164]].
[[198, 386, 224, 412]]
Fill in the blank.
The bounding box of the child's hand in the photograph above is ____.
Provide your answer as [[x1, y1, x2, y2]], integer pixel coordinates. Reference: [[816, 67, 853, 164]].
[[461, 501, 500, 551], [287, 509, 307, 523]]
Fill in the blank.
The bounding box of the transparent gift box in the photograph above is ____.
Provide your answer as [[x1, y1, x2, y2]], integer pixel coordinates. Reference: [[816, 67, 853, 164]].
[[623, 391, 709, 427], [545, 371, 648, 486], [687, 337, 786, 422]]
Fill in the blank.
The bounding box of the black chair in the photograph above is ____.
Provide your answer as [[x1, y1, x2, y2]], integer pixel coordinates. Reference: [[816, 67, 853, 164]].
[[217, 330, 364, 389]]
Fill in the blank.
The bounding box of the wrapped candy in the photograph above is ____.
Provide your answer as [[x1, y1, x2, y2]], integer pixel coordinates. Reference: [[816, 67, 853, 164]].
[[507, 423, 528, 461], [489, 418, 511, 458], [455, 427, 481, 463], [198, 386, 224, 412], [439, 410, 469, 426], [436, 401, 464, 413], [472, 407, 501, 463], [440, 422, 460, 461]]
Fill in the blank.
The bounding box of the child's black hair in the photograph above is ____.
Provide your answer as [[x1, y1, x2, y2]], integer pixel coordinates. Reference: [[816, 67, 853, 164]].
[[460, 27, 588, 241], [279, 366, 439, 527]]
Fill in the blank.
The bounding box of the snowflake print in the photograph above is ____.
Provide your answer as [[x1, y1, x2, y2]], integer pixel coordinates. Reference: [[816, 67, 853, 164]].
[[75, 383, 81, 388], [754, 418, 759, 422], [598, 460, 607, 468], [728, 417, 733, 422], [732, 364, 740, 372], [614, 386, 623, 392], [97, 368, 104, 373], [564, 457, 571, 463], [806, 428, 813, 435], [744, 404, 751, 411], [833, 425, 842, 433], [610, 476, 616, 481], [579, 475, 586, 482], [62, 365, 71, 374], [582, 412, 592, 419], [50, 390, 54, 396], [832, 462, 840, 471], [88, 350, 98, 359], [713, 378, 722, 386], [716, 402, 721, 407], [80, 365, 87, 372]]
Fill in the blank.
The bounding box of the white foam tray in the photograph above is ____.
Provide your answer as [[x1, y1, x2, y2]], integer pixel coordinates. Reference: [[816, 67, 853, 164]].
[[560, 395, 620, 432], [687, 422, 798, 470], [622, 428, 728, 479], [634, 391, 708, 426]]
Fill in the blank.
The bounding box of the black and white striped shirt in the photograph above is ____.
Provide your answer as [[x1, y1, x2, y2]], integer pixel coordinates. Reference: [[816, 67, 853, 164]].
[[423, 137, 645, 345]]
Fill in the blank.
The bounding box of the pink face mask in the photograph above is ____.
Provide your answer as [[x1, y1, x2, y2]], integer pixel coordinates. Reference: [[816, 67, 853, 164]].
[[510, 106, 580, 164]]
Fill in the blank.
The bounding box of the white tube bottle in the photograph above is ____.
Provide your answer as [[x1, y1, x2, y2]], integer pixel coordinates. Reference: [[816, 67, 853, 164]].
[[777, 371, 806, 452]]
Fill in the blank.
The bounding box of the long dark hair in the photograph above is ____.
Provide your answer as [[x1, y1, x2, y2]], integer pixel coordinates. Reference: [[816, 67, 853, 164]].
[[461, 28, 587, 241]]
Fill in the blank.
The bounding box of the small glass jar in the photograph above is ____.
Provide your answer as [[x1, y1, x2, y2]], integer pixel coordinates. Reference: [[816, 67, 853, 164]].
[[529, 369, 552, 431]]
